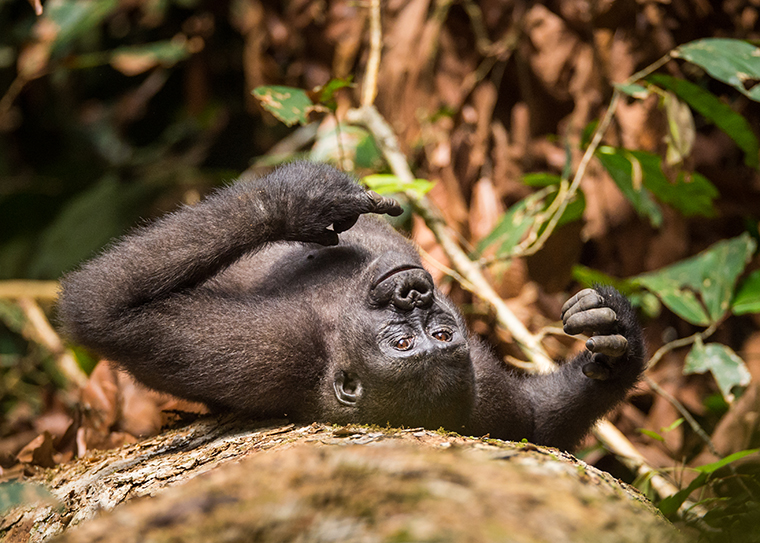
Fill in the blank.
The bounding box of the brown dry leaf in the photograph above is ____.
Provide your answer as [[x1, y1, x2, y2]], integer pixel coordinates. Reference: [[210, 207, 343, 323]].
[[80, 361, 120, 435], [469, 177, 504, 243], [17, 42, 50, 80], [710, 383, 760, 456], [111, 53, 160, 76], [524, 4, 579, 101], [16, 431, 56, 468]]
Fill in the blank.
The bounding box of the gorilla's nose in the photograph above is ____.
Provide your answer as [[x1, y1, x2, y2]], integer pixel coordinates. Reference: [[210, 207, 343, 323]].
[[370, 266, 435, 309], [392, 270, 433, 310]]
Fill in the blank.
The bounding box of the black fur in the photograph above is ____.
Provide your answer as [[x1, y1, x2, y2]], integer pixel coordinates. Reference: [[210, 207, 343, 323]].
[[58, 162, 646, 450]]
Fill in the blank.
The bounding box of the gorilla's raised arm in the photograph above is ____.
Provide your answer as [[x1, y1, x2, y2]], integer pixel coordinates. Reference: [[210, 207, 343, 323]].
[[60, 161, 645, 450]]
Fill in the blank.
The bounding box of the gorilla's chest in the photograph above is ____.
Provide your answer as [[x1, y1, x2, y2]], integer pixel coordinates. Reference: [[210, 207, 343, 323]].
[[212, 242, 372, 300]]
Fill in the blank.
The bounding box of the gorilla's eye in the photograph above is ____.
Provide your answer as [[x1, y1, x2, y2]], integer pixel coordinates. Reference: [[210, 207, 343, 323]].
[[394, 337, 414, 351], [432, 329, 453, 342]]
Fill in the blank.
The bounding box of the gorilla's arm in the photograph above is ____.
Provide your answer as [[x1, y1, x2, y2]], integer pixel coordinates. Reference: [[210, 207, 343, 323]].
[[469, 287, 646, 450], [58, 162, 400, 415]]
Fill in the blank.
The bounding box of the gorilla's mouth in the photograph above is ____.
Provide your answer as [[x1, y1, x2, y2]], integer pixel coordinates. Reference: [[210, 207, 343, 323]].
[[371, 266, 425, 288]]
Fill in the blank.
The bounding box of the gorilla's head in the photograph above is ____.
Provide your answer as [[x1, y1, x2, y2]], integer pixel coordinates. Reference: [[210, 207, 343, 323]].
[[329, 252, 475, 430]]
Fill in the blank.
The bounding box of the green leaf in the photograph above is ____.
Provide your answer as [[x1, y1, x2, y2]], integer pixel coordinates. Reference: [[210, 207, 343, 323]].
[[310, 125, 384, 170], [28, 175, 157, 278], [252, 86, 320, 126], [522, 173, 562, 187], [361, 174, 435, 199], [46, 0, 120, 54], [632, 155, 718, 218], [732, 269, 760, 315], [662, 91, 696, 166], [685, 339, 752, 402], [615, 82, 650, 99], [638, 428, 665, 442], [658, 472, 709, 517], [595, 147, 663, 227], [314, 77, 354, 109], [648, 73, 759, 169], [693, 447, 760, 473], [635, 233, 756, 325], [674, 39, 760, 102], [475, 185, 584, 258], [662, 418, 685, 433], [475, 190, 548, 258]]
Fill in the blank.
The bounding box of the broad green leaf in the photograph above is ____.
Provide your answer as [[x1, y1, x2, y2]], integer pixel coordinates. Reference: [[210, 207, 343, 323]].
[[475, 190, 548, 258], [572, 265, 628, 290], [310, 125, 384, 170], [635, 233, 756, 325], [542, 187, 585, 229], [648, 73, 759, 168], [674, 39, 760, 102], [685, 339, 751, 402], [253, 86, 319, 126], [733, 269, 760, 315], [631, 152, 718, 217], [658, 472, 708, 517], [46, 0, 120, 54], [615, 83, 650, 99], [476, 185, 584, 258], [361, 174, 434, 199], [662, 91, 695, 166], [28, 175, 157, 278], [595, 147, 663, 227]]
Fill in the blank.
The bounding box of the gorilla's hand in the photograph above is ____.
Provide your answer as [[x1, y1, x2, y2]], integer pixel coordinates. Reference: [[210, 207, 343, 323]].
[[264, 162, 402, 246], [561, 288, 629, 380]]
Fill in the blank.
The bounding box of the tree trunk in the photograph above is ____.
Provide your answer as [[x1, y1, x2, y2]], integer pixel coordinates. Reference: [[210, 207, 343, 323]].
[[1, 417, 680, 543]]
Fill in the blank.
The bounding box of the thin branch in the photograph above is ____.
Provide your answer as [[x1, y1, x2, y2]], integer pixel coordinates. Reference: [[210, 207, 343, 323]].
[[0, 280, 60, 301], [16, 298, 89, 389], [647, 321, 719, 370], [361, 0, 382, 107], [645, 375, 720, 457]]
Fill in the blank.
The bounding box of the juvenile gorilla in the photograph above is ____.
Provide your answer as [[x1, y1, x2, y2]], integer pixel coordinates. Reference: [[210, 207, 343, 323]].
[[59, 162, 645, 450]]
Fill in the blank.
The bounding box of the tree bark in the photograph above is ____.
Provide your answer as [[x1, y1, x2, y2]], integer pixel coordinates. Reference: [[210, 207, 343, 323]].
[[1, 417, 680, 543]]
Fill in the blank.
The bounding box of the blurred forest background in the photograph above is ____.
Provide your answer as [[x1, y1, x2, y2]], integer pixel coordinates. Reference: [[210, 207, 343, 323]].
[[2, 0, 760, 540]]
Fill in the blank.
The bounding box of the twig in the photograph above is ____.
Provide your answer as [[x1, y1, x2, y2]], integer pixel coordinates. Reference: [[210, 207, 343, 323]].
[[647, 321, 719, 370], [361, 0, 382, 107], [0, 76, 27, 129], [0, 280, 60, 301], [16, 298, 89, 389], [346, 104, 555, 372], [644, 375, 719, 457]]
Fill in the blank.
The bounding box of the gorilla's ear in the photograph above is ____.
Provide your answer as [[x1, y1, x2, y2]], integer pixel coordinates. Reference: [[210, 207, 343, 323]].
[[334, 371, 363, 406]]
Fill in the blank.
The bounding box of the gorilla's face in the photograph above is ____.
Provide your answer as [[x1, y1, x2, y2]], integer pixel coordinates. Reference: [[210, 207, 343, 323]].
[[331, 253, 475, 429]]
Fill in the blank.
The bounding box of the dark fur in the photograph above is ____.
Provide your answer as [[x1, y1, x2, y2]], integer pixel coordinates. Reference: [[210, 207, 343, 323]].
[[58, 162, 646, 450]]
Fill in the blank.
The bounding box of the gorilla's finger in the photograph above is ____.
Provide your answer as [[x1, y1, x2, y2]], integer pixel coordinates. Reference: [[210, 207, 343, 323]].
[[367, 191, 403, 216], [563, 307, 617, 336], [582, 360, 611, 380], [312, 229, 340, 246], [586, 334, 628, 357], [333, 215, 359, 233], [561, 289, 603, 320]]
